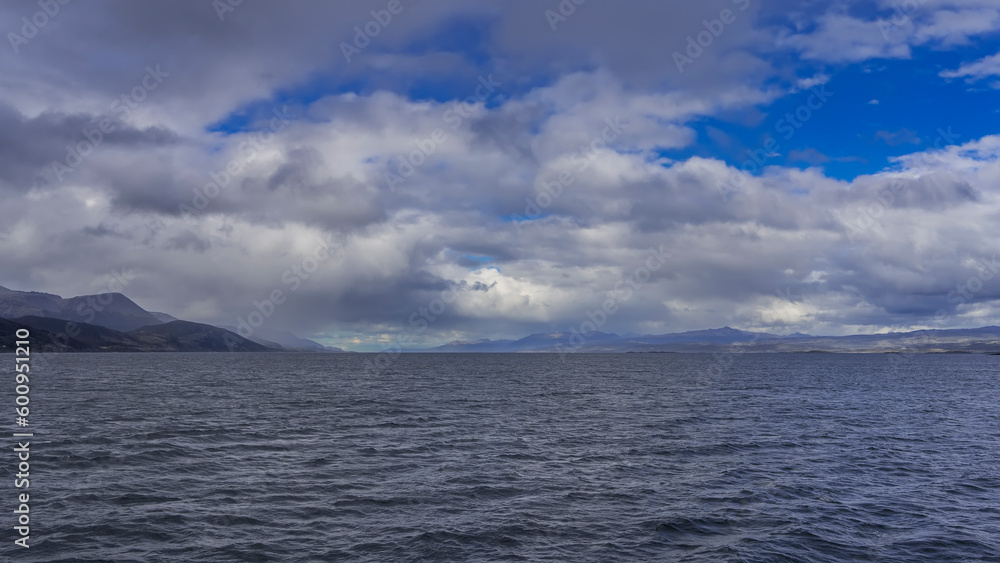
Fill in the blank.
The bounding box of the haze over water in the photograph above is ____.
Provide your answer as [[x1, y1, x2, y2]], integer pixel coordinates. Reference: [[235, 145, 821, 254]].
[[4, 352, 998, 561]]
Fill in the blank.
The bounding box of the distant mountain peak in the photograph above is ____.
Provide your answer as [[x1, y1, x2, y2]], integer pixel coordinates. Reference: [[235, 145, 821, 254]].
[[701, 326, 750, 334]]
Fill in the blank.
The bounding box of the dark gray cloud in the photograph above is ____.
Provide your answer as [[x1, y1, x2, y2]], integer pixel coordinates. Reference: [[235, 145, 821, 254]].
[[0, 102, 178, 189], [164, 232, 211, 253]]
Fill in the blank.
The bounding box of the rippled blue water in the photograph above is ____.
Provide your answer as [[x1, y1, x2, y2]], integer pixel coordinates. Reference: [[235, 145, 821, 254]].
[[2, 352, 999, 561]]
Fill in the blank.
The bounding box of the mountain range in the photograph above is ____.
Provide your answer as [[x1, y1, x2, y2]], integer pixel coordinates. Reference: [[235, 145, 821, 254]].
[[0, 285, 343, 353], [423, 326, 1000, 354], [3, 285, 1000, 354]]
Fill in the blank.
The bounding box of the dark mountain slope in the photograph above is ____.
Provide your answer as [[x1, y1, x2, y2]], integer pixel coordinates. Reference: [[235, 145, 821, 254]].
[[130, 321, 273, 352], [0, 286, 162, 332], [1, 317, 273, 353]]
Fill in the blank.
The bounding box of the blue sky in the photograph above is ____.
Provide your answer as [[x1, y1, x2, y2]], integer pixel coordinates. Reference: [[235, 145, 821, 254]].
[[3, 0, 1000, 350], [653, 40, 1000, 182]]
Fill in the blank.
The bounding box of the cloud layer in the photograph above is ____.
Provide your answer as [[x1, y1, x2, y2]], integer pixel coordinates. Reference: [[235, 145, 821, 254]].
[[2, 0, 1000, 350]]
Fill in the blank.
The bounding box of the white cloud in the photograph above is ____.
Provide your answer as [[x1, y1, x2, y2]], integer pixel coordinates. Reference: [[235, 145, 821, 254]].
[[780, 13, 912, 62], [941, 51, 1000, 82], [781, 2, 1000, 64]]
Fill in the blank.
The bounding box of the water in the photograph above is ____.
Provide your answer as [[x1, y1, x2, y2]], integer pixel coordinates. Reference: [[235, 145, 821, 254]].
[[2, 352, 999, 561]]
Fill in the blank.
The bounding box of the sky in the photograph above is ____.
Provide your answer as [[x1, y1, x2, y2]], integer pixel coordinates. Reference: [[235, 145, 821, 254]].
[[1, 0, 1000, 351]]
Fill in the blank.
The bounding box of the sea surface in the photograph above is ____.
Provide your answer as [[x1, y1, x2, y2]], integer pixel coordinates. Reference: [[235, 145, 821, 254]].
[[2, 352, 999, 562]]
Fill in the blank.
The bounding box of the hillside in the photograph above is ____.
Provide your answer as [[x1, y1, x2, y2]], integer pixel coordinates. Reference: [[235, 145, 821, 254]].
[[130, 321, 272, 352], [0, 317, 272, 353], [0, 286, 335, 353], [0, 285, 162, 332]]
